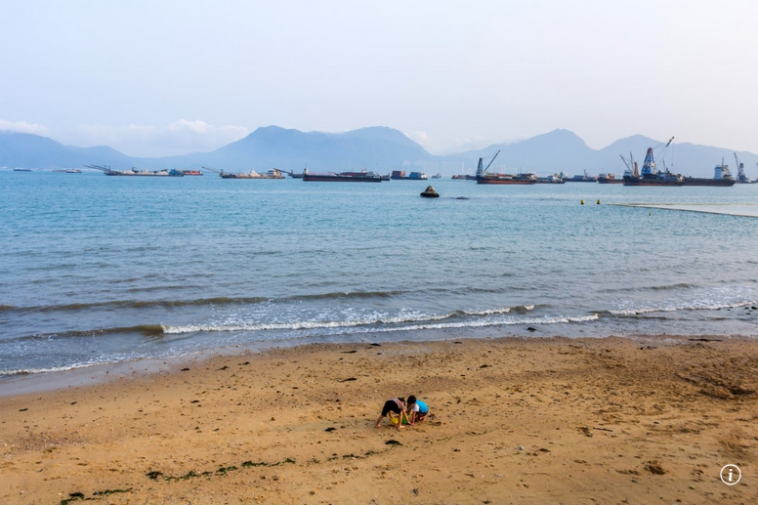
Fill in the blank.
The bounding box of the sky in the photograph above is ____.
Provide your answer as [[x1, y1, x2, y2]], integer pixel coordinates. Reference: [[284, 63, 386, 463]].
[[1, 0, 757, 157]]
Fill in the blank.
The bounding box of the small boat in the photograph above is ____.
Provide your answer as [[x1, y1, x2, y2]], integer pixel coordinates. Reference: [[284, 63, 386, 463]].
[[431, 173, 442, 179], [13, 168, 33, 172]]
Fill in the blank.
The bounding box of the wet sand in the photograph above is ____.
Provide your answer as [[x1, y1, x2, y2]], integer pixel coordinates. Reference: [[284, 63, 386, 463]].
[[1, 336, 756, 504]]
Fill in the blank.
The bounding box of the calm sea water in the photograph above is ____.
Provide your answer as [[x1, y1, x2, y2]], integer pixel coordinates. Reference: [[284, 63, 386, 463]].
[[1, 170, 757, 378]]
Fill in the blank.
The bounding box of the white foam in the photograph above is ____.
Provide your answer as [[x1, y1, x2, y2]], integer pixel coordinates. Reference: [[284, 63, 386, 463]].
[[163, 306, 524, 334], [364, 314, 599, 334], [163, 313, 599, 336], [462, 307, 511, 316], [610, 300, 756, 316], [0, 362, 108, 377]]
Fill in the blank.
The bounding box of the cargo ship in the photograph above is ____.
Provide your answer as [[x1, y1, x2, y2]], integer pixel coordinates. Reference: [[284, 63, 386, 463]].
[[733, 154, 755, 183], [535, 174, 565, 184], [221, 169, 284, 179], [565, 170, 598, 182], [681, 161, 735, 186], [474, 150, 537, 185], [283, 167, 305, 179], [201, 166, 284, 179], [86, 165, 184, 176], [391, 170, 427, 180], [477, 173, 537, 184], [622, 146, 683, 186], [181, 170, 203, 176], [597, 173, 622, 184], [451, 174, 476, 180], [303, 168, 382, 182]]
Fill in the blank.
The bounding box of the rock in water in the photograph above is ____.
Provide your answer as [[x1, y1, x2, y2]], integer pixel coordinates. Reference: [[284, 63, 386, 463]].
[[421, 186, 439, 198]]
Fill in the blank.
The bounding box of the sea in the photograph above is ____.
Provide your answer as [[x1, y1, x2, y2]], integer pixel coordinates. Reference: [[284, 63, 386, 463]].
[[1, 170, 757, 382]]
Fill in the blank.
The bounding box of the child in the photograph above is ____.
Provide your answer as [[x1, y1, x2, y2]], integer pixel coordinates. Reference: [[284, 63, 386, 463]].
[[375, 397, 411, 430], [406, 395, 429, 423]]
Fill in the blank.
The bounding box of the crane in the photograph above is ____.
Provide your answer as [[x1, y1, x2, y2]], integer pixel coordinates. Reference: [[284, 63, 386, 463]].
[[629, 151, 638, 177], [734, 153, 747, 183], [652, 137, 675, 173], [619, 155, 631, 171], [483, 150, 500, 173], [659, 136, 674, 159], [85, 164, 120, 175]]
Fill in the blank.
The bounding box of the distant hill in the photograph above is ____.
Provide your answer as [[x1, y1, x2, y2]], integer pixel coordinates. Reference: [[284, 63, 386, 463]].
[[158, 125, 435, 172], [454, 130, 758, 178], [0, 131, 133, 169], [450, 129, 597, 174], [2, 127, 757, 179]]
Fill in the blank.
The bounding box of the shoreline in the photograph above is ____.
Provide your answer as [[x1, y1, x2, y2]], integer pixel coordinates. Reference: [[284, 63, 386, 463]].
[[2, 332, 753, 399], [1, 334, 756, 503]]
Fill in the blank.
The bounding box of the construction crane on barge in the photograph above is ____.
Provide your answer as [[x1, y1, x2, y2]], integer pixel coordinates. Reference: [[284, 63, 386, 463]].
[[476, 150, 501, 176], [620, 152, 638, 176], [733, 153, 749, 183]]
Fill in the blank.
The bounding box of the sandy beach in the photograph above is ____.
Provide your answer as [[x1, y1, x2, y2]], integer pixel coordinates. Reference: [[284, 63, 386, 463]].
[[1, 335, 756, 504]]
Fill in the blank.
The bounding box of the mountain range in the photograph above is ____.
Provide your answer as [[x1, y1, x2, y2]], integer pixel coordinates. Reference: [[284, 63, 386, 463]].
[[2, 126, 757, 179]]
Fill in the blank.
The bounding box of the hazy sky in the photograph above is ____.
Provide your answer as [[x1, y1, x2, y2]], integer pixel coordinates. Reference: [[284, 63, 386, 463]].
[[1, 0, 757, 157]]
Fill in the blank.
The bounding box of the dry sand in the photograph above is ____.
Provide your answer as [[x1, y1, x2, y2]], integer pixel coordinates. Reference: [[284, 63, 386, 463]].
[[1, 336, 756, 504]]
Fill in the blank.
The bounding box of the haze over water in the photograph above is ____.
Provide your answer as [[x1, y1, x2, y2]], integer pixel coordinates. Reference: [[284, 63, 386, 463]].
[[1, 171, 757, 379]]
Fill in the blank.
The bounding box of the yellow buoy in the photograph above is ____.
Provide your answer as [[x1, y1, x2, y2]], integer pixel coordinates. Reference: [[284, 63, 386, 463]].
[[580, 200, 584, 205], [597, 199, 601, 205]]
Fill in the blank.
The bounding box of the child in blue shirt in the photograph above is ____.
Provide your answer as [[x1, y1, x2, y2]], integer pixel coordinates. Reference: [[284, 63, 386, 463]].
[[406, 395, 429, 424]]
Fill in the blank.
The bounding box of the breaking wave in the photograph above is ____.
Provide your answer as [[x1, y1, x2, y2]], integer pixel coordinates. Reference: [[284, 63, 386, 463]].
[[607, 300, 758, 316], [163, 306, 569, 336]]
